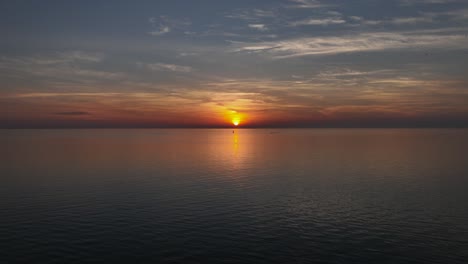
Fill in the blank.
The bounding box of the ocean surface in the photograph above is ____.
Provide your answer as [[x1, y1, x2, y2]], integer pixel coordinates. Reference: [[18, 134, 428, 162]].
[[1, 128, 468, 263]]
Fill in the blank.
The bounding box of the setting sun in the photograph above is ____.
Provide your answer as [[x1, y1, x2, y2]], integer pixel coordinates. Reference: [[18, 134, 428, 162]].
[[225, 110, 244, 127]]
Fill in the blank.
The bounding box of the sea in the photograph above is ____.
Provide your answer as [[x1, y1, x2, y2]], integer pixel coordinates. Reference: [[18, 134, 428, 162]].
[[1, 129, 467, 263]]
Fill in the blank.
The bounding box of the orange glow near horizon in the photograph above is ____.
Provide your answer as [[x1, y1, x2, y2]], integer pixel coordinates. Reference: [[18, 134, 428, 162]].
[[8, 91, 464, 128], [225, 109, 245, 127]]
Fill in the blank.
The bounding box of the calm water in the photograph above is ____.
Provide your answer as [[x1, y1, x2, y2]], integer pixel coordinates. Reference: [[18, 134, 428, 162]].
[[1, 129, 468, 263]]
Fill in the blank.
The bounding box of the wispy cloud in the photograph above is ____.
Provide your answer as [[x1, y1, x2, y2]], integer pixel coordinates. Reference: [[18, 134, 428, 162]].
[[0, 52, 125, 81], [427, 9, 468, 21], [400, 0, 463, 6], [391, 16, 435, 25], [318, 69, 397, 78], [288, 11, 346, 27], [147, 16, 191, 36], [248, 24, 268, 31], [347, 16, 384, 26], [290, 18, 346, 26], [225, 8, 276, 21], [348, 14, 437, 26], [287, 0, 330, 9], [149, 26, 170, 36], [0, 51, 103, 66], [55, 111, 90, 116], [58, 51, 104, 62], [234, 31, 468, 58], [148, 16, 171, 36], [141, 62, 192, 72]]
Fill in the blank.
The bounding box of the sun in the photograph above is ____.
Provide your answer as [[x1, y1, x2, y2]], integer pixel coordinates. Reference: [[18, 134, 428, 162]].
[[226, 110, 244, 127]]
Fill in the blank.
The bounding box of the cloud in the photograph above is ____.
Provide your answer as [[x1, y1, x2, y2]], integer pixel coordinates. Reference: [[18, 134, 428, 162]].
[[248, 24, 268, 31], [431, 9, 468, 21], [236, 46, 282, 52], [196, 76, 468, 119], [361, 20, 383, 26], [287, 0, 330, 9], [347, 16, 383, 26], [148, 17, 171, 36], [349, 16, 363, 22], [348, 9, 468, 28], [199, 30, 242, 38], [289, 18, 346, 26], [400, 0, 463, 5], [289, 10, 346, 27], [0, 52, 125, 81], [0, 51, 103, 67], [55, 111, 90, 116], [149, 26, 170, 36], [318, 69, 397, 78], [225, 8, 276, 21], [391, 16, 435, 25], [234, 31, 468, 58], [178, 52, 198, 57], [58, 51, 103, 62], [348, 14, 437, 27], [142, 63, 192, 72], [147, 16, 191, 36], [66, 69, 125, 79], [4, 93, 122, 98]]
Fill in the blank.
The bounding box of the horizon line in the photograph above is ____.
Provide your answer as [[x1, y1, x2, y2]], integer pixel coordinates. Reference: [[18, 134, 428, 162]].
[[1, 126, 468, 129]]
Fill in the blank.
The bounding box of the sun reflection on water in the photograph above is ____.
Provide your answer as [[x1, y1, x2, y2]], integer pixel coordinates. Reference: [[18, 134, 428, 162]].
[[233, 129, 239, 155]]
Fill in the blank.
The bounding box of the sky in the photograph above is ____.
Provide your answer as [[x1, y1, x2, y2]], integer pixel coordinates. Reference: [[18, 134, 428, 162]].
[[1, 0, 468, 128]]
